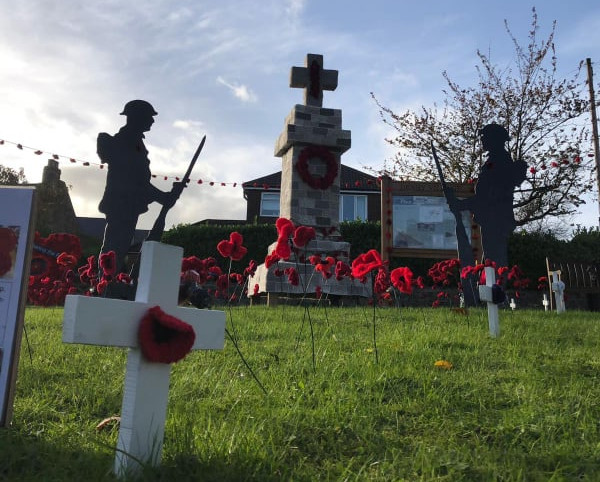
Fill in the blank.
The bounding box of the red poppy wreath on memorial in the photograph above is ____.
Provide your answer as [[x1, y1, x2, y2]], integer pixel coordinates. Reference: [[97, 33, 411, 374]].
[[295, 145, 339, 190], [138, 306, 196, 364]]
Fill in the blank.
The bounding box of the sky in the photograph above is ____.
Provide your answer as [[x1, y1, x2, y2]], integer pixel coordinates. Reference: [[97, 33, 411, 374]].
[[1, 0, 599, 231]]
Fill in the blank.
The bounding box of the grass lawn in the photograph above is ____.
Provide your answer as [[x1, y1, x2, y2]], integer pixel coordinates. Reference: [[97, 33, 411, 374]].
[[2, 304, 600, 481]]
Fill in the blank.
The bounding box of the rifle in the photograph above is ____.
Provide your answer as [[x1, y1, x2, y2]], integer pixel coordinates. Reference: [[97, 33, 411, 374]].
[[126, 136, 206, 284], [431, 141, 479, 305], [146, 135, 206, 242]]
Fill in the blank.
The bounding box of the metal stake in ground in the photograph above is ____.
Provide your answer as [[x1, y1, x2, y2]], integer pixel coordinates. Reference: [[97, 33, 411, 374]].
[[478, 266, 501, 337]]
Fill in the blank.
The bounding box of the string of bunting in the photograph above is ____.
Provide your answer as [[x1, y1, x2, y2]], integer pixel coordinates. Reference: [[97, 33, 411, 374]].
[[0, 137, 384, 189]]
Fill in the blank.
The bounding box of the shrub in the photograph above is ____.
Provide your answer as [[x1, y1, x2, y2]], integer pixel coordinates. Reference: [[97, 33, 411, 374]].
[[163, 223, 276, 268], [569, 226, 600, 264], [508, 230, 568, 281], [339, 220, 381, 258], [162, 222, 598, 287], [163, 221, 383, 268]]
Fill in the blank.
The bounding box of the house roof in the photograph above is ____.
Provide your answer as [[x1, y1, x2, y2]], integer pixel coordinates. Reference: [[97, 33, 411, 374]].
[[242, 164, 380, 192]]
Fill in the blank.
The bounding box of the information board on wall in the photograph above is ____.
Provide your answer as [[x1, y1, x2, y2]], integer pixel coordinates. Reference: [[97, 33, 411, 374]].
[[380, 178, 481, 260], [392, 195, 472, 250], [0, 187, 36, 426]]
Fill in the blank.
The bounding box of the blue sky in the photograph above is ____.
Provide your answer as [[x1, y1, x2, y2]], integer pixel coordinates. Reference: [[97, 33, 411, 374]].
[[1, 1, 599, 230]]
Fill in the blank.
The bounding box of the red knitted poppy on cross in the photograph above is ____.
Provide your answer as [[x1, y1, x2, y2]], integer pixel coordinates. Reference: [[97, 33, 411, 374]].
[[138, 306, 196, 364]]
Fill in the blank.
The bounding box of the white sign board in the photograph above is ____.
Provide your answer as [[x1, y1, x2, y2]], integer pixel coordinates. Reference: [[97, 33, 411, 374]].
[[392, 195, 473, 250], [0, 187, 36, 426]]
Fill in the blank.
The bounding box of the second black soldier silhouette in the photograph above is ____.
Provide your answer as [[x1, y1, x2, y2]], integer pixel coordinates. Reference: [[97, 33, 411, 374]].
[[446, 123, 527, 268], [97, 100, 183, 273]]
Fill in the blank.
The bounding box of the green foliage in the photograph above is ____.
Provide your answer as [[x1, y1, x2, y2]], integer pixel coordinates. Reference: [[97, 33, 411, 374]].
[[5, 306, 600, 480], [569, 226, 600, 264], [161, 222, 599, 285], [508, 227, 600, 281], [162, 221, 383, 267], [0, 164, 27, 185], [163, 223, 277, 266], [508, 230, 568, 281], [339, 220, 381, 258]]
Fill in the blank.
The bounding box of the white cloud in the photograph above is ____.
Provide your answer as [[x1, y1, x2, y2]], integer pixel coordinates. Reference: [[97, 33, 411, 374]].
[[216, 76, 258, 103], [172, 120, 205, 131], [286, 0, 306, 18]]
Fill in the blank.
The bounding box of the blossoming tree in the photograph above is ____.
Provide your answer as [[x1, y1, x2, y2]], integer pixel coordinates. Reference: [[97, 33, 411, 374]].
[[372, 9, 594, 229]]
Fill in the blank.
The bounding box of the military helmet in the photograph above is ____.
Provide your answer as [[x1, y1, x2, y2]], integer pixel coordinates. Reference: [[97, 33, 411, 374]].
[[478, 123, 509, 142], [120, 100, 158, 117]]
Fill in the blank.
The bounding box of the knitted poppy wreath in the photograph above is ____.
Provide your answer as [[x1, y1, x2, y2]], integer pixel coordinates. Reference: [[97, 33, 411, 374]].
[[295, 145, 338, 190], [138, 306, 196, 364]]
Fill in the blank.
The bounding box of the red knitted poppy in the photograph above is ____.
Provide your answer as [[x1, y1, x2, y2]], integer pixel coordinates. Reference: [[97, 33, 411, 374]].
[[138, 306, 196, 364]]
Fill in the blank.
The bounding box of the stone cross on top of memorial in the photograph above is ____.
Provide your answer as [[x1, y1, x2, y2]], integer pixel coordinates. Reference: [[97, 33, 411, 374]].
[[248, 54, 371, 302], [290, 53, 338, 107], [275, 53, 351, 238]]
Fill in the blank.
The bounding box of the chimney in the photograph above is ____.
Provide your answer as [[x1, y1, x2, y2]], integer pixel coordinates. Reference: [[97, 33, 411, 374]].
[[42, 159, 61, 185]]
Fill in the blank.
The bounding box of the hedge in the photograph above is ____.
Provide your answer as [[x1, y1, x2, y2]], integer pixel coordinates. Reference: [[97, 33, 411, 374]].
[[162, 221, 599, 282], [162, 223, 277, 267], [161, 221, 381, 270]]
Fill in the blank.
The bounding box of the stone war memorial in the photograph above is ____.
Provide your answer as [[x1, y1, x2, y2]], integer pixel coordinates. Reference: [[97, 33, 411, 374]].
[[250, 53, 370, 302]]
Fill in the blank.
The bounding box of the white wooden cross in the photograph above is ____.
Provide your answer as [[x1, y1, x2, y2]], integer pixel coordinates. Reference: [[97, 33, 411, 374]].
[[62, 241, 225, 478], [509, 298, 517, 311], [478, 266, 500, 337], [551, 271, 566, 313], [542, 293, 550, 311], [290, 53, 338, 107]]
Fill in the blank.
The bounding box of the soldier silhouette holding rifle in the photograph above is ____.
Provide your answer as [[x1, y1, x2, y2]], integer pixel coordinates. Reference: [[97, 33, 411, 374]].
[[446, 123, 527, 267], [97, 100, 184, 274]]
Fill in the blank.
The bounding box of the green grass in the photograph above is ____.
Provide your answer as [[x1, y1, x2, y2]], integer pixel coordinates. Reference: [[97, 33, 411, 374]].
[[3, 304, 600, 481]]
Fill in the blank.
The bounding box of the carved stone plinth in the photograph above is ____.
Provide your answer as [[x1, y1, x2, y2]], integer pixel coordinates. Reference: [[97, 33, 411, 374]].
[[250, 53, 369, 301], [251, 260, 372, 299]]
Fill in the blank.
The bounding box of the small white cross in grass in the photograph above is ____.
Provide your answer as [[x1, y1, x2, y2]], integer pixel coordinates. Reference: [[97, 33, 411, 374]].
[[62, 241, 225, 478]]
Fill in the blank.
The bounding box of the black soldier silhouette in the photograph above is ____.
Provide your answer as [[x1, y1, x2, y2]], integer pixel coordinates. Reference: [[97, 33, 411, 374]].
[[97, 100, 183, 274], [446, 123, 527, 268]]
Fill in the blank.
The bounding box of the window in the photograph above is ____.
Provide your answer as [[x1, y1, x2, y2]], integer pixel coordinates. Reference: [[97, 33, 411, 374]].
[[339, 195, 367, 222], [260, 192, 280, 217]]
